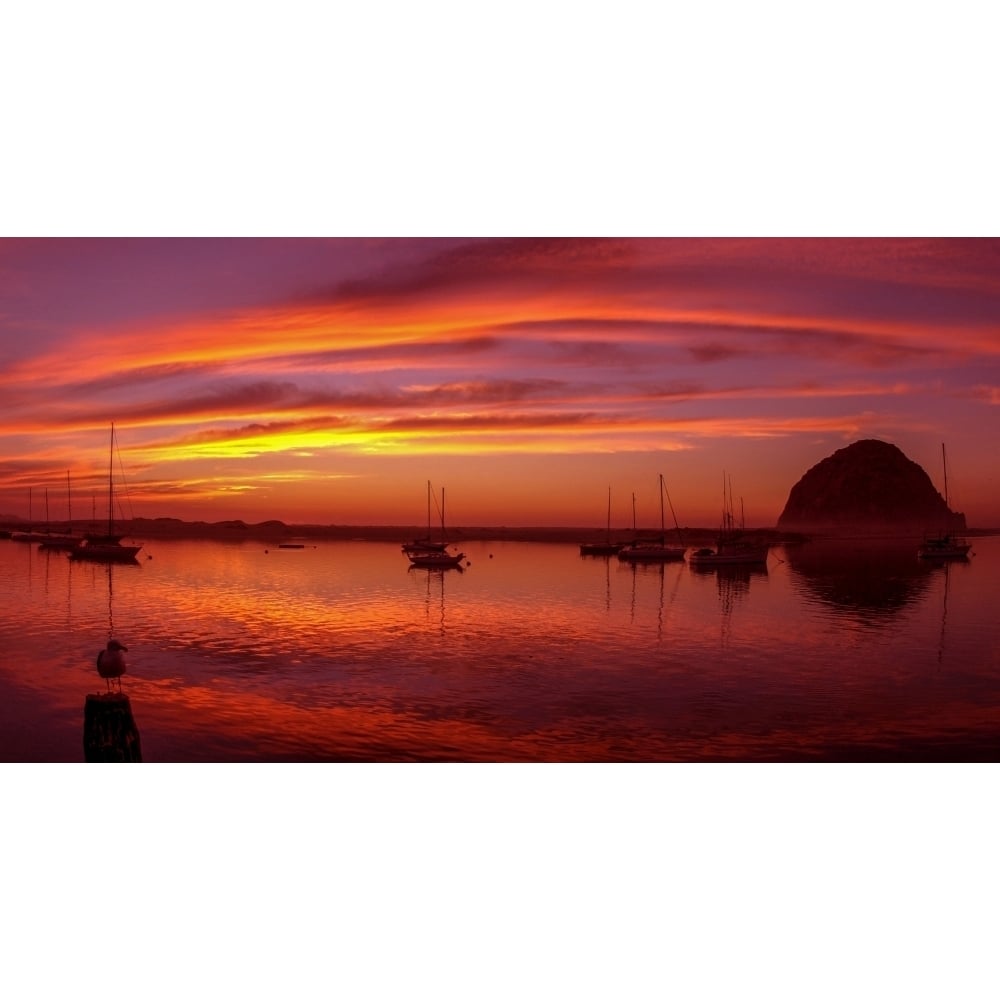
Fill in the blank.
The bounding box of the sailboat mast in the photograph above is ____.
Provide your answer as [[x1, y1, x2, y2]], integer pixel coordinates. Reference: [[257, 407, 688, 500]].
[[108, 422, 115, 537], [606, 486, 612, 541], [942, 443, 949, 507], [659, 474, 665, 537], [427, 479, 432, 538], [67, 470, 72, 529]]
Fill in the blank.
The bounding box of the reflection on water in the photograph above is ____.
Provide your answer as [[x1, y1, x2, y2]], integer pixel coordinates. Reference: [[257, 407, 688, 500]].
[[784, 538, 935, 621], [412, 565, 454, 636], [689, 563, 768, 645], [0, 534, 998, 761]]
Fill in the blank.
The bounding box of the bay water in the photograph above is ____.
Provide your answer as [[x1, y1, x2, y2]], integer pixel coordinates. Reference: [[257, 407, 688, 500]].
[[2, 533, 997, 761]]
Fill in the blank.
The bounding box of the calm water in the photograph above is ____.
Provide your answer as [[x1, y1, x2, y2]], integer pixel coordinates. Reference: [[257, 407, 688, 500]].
[[1, 533, 998, 761]]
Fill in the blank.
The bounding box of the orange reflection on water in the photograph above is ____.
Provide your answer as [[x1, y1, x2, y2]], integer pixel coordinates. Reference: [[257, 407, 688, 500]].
[[3, 535, 1000, 761]]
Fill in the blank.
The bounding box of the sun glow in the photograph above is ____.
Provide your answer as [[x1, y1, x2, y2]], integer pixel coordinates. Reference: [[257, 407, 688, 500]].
[[2, 238, 999, 527]]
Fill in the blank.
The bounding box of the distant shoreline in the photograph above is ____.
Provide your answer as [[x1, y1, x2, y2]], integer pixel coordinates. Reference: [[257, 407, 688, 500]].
[[1, 516, 997, 545], [0, 517, 738, 545]]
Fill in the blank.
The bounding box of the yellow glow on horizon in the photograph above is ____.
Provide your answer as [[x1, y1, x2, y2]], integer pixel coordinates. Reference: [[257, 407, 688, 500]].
[[2, 238, 997, 528]]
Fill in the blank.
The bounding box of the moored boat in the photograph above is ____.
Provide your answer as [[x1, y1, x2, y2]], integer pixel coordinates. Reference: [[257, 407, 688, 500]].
[[918, 445, 971, 560], [70, 424, 142, 564], [10, 488, 47, 542], [39, 473, 82, 550], [404, 484, 465, 569], [687, 539, 770, 567], [618, 538, 686, 563], [11, 530, 51, 543], [407, 549, 466, 569], [402, 539, 450, 554], [618, 474, 686, 563], [403, 481, 452, 555], [71, 535, 142, 563], [38, 534, 82, 551], [918, 533, 971, 560], [580, 487, 624, 556], [687, 475, 769, 567]]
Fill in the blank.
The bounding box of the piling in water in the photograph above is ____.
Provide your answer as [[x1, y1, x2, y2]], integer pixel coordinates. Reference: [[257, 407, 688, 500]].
[[83, 693, 142, 762]]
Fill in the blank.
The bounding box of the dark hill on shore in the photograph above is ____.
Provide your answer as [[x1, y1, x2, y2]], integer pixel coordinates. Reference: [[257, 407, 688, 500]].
[[777, 439, 965, 536]]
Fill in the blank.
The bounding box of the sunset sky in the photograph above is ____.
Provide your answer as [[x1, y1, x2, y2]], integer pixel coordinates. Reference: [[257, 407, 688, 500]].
[[1, 237, 998, 529]]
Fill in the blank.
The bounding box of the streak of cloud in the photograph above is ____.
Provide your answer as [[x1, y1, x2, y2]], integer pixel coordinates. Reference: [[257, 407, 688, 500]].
[[0, 238, 997, 525]]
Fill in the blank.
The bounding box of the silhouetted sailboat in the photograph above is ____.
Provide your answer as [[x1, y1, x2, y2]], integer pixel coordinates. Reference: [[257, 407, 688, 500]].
[[39, 472, 82, 550], [618, 474, 686, 563], [688, 475, 770, 566], [402, 481, 451, 555], [10, 488, 50, 543], [919, 445, 971, 560], [406, 485, 465, 569], [580, 487, 624, 555], [71, 424, 142, 564]]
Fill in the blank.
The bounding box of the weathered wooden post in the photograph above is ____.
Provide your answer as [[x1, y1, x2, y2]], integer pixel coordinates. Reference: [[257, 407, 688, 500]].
[[83, 692, 142, 762]]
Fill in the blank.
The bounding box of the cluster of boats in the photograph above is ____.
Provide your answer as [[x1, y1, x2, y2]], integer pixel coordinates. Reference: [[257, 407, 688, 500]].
[[8, 426, 143, 564], [10, 527, 142, 563], [400, 476, 774, 573], [580, 470, 975, 568], [6, 439, 976, 572], [580, 477, 773, 567]]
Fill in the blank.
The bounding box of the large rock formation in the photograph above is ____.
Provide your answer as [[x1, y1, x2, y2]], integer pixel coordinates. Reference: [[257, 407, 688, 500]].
[[777, 439, 966, 535]]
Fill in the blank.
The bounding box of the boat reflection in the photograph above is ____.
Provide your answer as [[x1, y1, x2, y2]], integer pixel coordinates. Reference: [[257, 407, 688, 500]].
[[5, 531, 999, 763], [620, 558, 684, 640], [688, 562, 767, 642], [689, 561, 767, 593], [783, 538, 935, 621], [412, 564, 456, 635]]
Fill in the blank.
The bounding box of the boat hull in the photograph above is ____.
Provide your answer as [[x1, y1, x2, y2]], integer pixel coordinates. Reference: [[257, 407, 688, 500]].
[[402, 540, 450, 555], [687, 545, 769, 566], [38, 535, 82, 551], [407, 552, 465, 569], [918, 544, 971, 560]]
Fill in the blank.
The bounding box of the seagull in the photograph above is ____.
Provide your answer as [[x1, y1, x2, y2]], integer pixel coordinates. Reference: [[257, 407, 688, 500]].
[[97, 638, 128, 693]]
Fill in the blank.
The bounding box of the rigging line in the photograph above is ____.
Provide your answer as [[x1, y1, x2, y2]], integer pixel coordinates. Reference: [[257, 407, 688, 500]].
[[663, 483, 683, 539], [431, 485, 452, 539], [113, 427, 137, 522]]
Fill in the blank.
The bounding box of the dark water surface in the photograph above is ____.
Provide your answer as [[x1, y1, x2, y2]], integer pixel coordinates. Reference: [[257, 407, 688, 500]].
[[1, 534, 997, 761]]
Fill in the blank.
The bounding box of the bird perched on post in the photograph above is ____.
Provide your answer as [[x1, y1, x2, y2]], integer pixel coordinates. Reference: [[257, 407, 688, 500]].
[[97, 638, 128, 693]]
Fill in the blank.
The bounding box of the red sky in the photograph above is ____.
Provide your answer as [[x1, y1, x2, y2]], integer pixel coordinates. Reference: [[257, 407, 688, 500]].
[[1, 238, 998, 528]]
